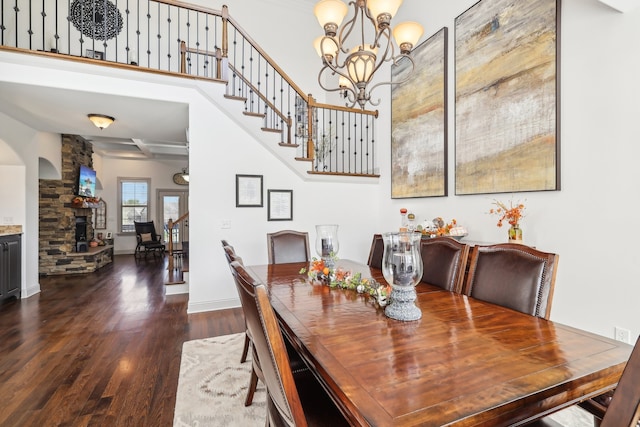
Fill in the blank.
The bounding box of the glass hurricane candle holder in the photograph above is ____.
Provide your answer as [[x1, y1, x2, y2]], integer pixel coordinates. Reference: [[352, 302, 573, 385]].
[[315, 224, 339, 267], [381, 231, 423, 321]]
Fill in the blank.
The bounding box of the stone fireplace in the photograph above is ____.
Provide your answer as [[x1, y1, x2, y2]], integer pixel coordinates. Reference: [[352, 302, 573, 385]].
[[39, 135, 112, 275]]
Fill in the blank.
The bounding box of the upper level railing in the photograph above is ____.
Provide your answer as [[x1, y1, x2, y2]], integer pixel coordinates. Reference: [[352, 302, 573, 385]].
[[0, 0, 379, 176]]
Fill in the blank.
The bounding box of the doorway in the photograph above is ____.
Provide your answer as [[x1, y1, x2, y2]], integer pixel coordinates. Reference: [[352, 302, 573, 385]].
[[158, 190, 189, 251]]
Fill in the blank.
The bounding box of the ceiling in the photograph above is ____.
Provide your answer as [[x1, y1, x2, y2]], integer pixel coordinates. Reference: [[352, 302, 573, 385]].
[[0, 81, 189, 161]]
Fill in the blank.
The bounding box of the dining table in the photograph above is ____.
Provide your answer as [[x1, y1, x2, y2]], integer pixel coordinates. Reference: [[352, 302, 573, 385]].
[[247, 259, 633, 427]]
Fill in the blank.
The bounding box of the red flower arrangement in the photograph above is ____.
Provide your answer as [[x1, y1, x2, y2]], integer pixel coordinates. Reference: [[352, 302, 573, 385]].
[[489, 199, 526, 228]]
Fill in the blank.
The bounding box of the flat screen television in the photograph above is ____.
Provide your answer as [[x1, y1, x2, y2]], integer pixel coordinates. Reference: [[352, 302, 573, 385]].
[[78, 165, 97, 197]]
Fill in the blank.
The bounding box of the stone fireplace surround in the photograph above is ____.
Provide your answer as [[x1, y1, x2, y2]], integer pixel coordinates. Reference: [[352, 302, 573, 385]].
[[39, 135, 112, 275]]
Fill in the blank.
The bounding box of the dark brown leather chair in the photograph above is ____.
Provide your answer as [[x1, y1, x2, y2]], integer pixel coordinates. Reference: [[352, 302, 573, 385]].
[[420, 237, 470, 293], [463, 243, 559, 319], [134, 221, 165, 258], [221, 239, 234, 252], [267, 230, 310, 264], [221, 244, 256, 405], [367, 234, 384, 270], [230, 261, 348, 426], [531, 336, 640, 427]]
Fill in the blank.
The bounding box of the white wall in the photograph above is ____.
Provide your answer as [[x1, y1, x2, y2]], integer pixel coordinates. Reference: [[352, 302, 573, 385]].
[[97, 156, 189, 253], [0, 114, 50, 298], [371, 0, 640, 342]]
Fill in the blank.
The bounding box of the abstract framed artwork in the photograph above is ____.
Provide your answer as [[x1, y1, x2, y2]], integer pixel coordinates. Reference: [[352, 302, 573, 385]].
[[455, 0, 560, 195], [391, 27, 448, 198]]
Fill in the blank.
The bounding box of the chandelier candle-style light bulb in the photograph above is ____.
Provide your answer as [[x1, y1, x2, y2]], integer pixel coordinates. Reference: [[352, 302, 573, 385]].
[[313, 0, 423, 109], [393, 21, 424, 54], [314, 0, 349, 36]]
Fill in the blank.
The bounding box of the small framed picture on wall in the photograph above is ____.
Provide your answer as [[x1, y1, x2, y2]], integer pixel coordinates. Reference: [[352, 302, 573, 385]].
[[267, 189, 293, 221], [236, 174, 263, 207]]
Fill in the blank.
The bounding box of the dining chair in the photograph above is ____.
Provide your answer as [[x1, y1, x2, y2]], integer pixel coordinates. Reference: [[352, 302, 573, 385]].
[[462, 243, 559, 319], [420, 237, 470, 293], [366, 233, 384, 270], [221, 239, 234, 252], [531, 336, 640, 427], [230, 260, 348, 426], [221, 244, 258, 406], [267, 230, 310, 264]]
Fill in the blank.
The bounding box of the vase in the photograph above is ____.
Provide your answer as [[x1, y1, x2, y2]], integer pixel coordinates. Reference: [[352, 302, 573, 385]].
[[509, 225, 523, 243], [381, 232, 423, 321], [315, 224, 339, 267]]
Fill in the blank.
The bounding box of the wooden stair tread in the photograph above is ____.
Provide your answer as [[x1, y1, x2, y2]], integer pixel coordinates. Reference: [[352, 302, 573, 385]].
[[224, 94, 247, 102], [261, 127, 281, 133], [279, 142, 299, 148], [243, 111, 265, 118], [295, 157, 313, 162]]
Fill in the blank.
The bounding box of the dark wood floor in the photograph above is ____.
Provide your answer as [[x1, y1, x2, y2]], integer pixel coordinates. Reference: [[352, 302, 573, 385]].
[[0, 255, 244, 427]]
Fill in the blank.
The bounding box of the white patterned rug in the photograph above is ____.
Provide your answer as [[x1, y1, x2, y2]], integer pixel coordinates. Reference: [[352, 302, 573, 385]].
[[174, 334, 594, 426], [173, 333, 266, 426]]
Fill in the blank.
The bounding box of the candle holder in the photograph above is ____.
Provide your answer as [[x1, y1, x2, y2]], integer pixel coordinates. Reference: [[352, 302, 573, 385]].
[[381, 231, 423, 321], [315, 224, 339, 267]]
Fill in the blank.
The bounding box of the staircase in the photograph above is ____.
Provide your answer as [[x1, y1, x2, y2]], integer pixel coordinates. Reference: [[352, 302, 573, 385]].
[[0, 1, 380, 178]]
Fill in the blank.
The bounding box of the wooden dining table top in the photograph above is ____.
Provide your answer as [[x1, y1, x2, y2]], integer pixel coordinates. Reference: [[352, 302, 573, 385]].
[[247, 259, 632, 427]]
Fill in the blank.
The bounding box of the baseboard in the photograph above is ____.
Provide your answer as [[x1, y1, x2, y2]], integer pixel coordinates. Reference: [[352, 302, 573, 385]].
[[187, 297, 240, 314], [165, 283, 189, 295]]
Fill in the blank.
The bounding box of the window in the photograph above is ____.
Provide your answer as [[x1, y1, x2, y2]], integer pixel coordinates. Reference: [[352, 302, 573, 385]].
[[118, 178, 150, 234]]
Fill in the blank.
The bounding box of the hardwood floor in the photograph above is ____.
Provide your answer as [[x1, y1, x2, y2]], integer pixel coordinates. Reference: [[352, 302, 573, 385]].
[[0, 255, 244, 427]]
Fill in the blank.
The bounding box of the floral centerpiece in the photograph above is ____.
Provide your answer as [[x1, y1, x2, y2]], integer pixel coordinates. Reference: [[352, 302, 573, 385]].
[[489, 199, 526, 242], [300, 257, 392, 307]]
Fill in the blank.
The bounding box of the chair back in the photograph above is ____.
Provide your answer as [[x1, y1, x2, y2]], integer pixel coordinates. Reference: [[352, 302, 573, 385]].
[[134, 221, 159, 241], [420, 237, 470, 293], [267, 230, 310, 264], [367, 234, 384, 270], [601, 336, 640, 427], [463, 243, 559, 319], [223, 245, 242, 265], [230, 261, 307, 427], [221, 239, 234, 251]]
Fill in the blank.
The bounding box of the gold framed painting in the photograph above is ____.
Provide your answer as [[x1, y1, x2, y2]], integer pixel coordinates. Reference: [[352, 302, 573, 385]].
[[455, 0, 561, 195], [391, 27, 448, 199]]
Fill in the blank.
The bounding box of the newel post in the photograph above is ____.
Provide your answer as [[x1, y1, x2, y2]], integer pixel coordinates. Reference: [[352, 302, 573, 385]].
[[167, 218, 174, 271], [307, 94, 315, 160], [179, 41, 187, 74], [222, 5, 229, 58]]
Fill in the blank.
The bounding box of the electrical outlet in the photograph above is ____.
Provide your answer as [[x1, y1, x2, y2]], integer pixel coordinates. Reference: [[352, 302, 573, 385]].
[[614, 326, 631, 343]]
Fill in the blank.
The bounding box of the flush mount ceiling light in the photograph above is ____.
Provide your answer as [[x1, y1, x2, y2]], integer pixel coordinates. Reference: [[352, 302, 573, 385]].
[[314, 0, 423, 109], [88, 114, 115, 130], [181, 167, 189, 182]]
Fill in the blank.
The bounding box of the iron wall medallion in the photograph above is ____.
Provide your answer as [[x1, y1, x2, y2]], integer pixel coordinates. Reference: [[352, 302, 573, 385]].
[[70, 0, 123, 41]]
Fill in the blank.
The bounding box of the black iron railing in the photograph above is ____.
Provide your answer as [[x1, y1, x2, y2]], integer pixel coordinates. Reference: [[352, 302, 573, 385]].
[[0, 0, 379, 176]]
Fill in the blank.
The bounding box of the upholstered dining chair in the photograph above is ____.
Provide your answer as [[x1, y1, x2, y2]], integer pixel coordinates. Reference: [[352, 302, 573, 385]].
[[463, 243, 559, 319], [221, 239, 234, 252], [530, 336, 640, 427], [230, 261, 348, 427], [221, 244, 258, 406], [366, 234, 384, 270], [267, 230, 310, 264], [420, 237, 470, 293]]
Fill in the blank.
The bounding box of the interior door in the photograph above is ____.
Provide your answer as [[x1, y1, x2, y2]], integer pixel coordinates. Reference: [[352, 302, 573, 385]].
[[158, 190, 189, 251]]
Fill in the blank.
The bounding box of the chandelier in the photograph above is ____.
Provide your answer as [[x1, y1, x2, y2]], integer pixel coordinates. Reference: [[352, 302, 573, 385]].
[[313, 0, 423, 109]]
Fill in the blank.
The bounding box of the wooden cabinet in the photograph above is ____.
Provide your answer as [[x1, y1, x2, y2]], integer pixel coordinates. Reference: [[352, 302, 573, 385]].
[[0, 234, 21, 303]]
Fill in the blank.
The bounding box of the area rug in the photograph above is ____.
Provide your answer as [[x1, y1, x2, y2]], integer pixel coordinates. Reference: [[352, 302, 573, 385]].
[[174, 333, 593, 426], [173, 333, 266, 426]]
